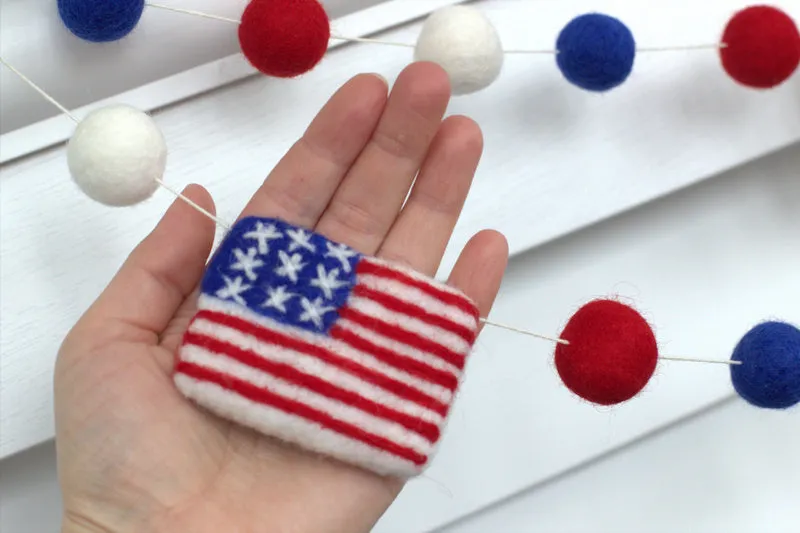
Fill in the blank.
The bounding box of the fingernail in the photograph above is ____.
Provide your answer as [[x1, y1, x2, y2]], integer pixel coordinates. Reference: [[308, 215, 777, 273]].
[[369, 72, 388, 87]]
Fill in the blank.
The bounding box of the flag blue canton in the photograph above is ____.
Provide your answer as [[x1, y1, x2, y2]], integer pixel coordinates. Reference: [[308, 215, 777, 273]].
[[201, 217, 362, 333]]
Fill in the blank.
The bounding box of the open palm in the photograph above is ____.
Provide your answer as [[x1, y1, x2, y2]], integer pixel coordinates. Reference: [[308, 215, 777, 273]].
[[55, 63, 508, 533]]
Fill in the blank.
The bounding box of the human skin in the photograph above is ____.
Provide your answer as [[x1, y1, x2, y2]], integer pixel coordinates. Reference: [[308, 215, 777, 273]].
[[55, 62, 509, 533]]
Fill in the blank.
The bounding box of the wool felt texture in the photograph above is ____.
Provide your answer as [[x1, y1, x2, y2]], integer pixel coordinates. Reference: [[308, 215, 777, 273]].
[[67, 104, 166, 207], [57, 0, 144, 43], [238, 0, 331, 78], [414, 6, 504, 96], [555, 13, 636, 92], [555, 299, 658, 405], [720, 6, 800, 89], [730, 321, 800, 410], [175, 217, 480, 477]]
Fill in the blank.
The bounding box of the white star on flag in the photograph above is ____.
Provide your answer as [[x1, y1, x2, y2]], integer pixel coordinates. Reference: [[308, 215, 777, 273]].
[[243, 222, 282, 254], [325, 242, 357, 273], [230, 248, 264, 281], [262, 285, 295, 314], [310, 264, 348, 300], [287, 228, 316, 253], [216, 275, 251, 305], [275, 250, 306, 283], [298, 296, 335, 329]]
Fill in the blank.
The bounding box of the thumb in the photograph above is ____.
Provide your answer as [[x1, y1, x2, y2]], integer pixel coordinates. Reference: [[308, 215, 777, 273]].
[[76, 184, 217, 347]]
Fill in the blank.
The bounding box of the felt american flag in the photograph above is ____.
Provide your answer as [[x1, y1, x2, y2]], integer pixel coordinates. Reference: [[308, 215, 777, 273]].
[[175, 217, 480, 477]]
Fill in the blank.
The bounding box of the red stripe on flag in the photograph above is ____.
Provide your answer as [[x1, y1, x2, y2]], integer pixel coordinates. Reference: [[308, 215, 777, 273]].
[[330, 325, 460, 390], [176, 361, 427, 466], [183, 332, 441, 442], [338, 307, 466, 370], [356, 260, 479, 320], [195, 310, 453, 413], [351, 284, 476, 344]]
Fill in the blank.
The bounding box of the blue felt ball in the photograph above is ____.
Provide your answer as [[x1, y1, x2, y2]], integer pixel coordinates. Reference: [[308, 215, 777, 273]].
[[731, 321, 800, 410], [555, 13, 636, 92], [58, 0, 145, 43]]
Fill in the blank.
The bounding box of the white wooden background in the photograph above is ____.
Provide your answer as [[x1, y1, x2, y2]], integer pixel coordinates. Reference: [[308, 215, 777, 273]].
[[3, 139, 799, 533], [1, 0, 800, 530], [0, 0, 468, 162], [377, 141, 800, 531], [1, 0, 402, 134]]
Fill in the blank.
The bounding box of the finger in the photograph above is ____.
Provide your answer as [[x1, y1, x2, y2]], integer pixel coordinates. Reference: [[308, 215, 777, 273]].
[[378, 116, 483, 275], [315, 62, 451, 253], [80, 185, 217, 344], [240, 73, 388, 226], [447, 230, 509, 321]]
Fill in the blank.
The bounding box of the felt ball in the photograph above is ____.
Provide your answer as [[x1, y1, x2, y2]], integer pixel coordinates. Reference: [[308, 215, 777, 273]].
[[555, 13, 636, 92], [67, 105, 166, 207], [57, 0, 144, 43], [730, 321, 800, 409], [414, 6, 504, 95], [555, 299, 658, 405], [238, 0, 331, 78], [720, 6, 800, 89]]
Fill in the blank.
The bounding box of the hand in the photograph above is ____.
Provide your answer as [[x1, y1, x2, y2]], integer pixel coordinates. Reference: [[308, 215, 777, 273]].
[[55, 62, 509, 533]]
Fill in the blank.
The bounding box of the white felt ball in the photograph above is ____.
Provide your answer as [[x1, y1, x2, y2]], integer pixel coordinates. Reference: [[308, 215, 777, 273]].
[[414, 6, 504, 95], [67, 104, 167, 207]]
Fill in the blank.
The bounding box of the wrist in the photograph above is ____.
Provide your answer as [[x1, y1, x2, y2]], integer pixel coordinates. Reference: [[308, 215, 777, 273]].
[[60, 466, 402, 533], [62, 511, 117, 533]]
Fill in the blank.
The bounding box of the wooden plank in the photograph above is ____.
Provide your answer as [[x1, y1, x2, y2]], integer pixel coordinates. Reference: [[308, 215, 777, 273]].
[[1, 3, 798, 524], [0, 0, 469, 163]]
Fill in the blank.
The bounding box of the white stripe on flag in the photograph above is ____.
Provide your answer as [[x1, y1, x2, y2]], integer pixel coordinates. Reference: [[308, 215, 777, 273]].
[[357, 274, 478, 329], [180, 345, 436, 454], [196, 296, 455, 402], [190, 318, 446, 424], [174, 374, 421, 477], [336, 319, 462, 376], [361, 256, 473, 299], [346, 296, 471, 355]]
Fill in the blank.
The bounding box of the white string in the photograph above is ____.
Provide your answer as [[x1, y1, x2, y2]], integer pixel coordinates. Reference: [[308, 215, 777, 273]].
[[637, 43, 727, 52], [480, 318, 570, 345], [1, 55, 233, 230], [480, 319, 740, 365], [330, 34, 415, 48], [660, 355, 742, 366], [0, 57, 80, 123], [504, 43, 725, 54], [145, 2, 240, 24], [503, 48, 558, 55], [142, 3, 726, 55], [329, 38, 725, 54], [2, 16, 742, 368], [154, 179, 232, 230]]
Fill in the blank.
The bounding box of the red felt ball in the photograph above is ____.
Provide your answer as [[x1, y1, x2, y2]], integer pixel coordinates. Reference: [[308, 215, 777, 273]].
[[555, 299, 658, 406], [238, 0, 331, 78], [720, 6, 800, 89]]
